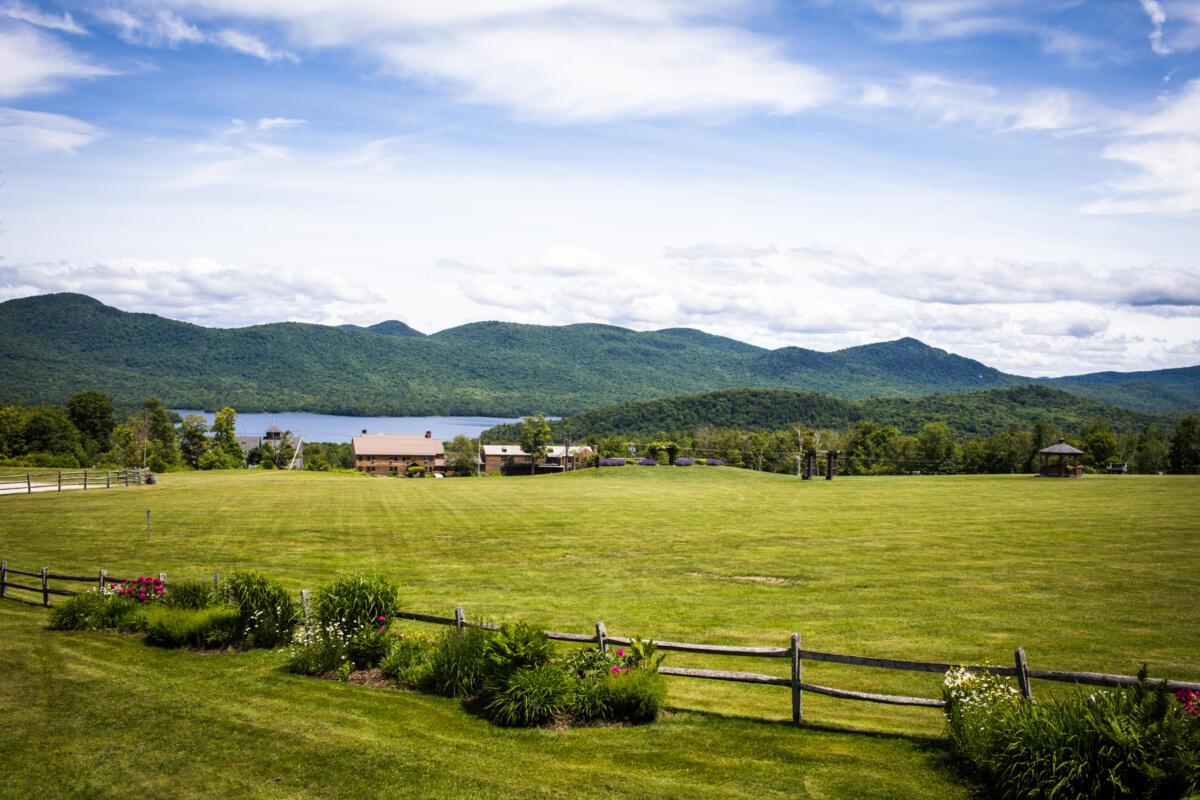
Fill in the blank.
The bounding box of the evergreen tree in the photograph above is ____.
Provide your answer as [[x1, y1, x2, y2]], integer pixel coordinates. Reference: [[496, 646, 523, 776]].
[[1131, 425, 1168, 474], [204, 406, 245, 469], [67, 391, 115, 456], [1168, 416, 1200, 474], [177, 415, 210, 468]]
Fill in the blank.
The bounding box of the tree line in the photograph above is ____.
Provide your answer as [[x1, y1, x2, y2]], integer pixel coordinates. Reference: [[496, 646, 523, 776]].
[[578, 416, 1200, 475]]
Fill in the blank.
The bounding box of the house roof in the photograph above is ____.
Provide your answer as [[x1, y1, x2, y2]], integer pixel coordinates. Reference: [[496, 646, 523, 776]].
[[352, 434, 444, 456], [481, 444, 589, 457], [1040, 439, 1084, 455]]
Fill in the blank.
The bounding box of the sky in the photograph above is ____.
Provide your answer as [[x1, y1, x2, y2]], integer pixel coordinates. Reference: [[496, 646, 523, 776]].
[[1, 0, 1199, 377]]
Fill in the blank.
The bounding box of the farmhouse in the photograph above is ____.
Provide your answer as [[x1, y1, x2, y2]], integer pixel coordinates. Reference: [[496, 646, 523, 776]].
[[480, 444, 590, 475], [352, 431, 444, 475]]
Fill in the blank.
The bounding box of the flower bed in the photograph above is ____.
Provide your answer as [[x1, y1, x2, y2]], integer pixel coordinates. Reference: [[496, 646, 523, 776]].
[[637, 458, 657, 466], [598, 458, 626, 467], [673, 458, 693, 466]]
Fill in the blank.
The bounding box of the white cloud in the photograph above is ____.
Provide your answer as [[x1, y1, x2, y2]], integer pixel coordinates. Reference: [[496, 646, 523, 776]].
[[0, 106, 103, 152], [1141, 0, 1172, 54], [1085, 79, 1200, 214], [257, 116, 307, 131], [2, 1, 86, 34], [95, 7, 203, 46], [868, 73, 1096, 134], [796, 244, 1200, 308], [382, 22, 833, 122], [0, 258, 372, 327], [0, 24, 112, 100], [213, 28, 297, 62]]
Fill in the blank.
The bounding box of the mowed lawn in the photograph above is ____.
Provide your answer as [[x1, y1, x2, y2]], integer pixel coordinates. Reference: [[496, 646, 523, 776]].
[[1, 468, 1197, 799]]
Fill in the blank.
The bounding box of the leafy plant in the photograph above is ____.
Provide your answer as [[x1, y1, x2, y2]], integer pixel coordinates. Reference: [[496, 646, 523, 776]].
[[487, 664, 573, 727], [313, 574, 401, 634], [347, 620, 390, 669], [143, 606, 240, 649], [47, 591, 108, 631], [164, 579, 218, 610], [285, 621, 351, 676], [599, 669, 667, 723], [484, 622, 554, 685], [222, 571, 298, 648], [943, 665, 1200, 799], [380, 633, 436, 688], [424, 626, 491, 699]]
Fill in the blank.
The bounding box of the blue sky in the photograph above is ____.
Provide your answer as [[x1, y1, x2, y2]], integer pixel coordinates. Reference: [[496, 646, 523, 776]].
[[1, 0, 1199, 376]]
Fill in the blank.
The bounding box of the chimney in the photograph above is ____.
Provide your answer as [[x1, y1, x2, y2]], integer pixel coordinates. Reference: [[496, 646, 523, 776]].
[[362, 429, 368, 435], [425, 430, 432, 439]]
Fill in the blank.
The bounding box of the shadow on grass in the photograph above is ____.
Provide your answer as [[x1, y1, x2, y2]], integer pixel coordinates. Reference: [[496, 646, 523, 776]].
[[664, 703, 948, 745]]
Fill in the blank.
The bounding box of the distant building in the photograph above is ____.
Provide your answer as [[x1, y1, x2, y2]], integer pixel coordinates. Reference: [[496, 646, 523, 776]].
[[480, 444, 590, 475], [238, 424, 303, 469], [352, 430, 444, 475]]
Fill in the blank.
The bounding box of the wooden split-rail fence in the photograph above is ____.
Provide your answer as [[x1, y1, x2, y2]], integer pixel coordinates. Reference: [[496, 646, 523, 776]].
[[0, 468, 149, 495], [6, 559, 1199, 725]]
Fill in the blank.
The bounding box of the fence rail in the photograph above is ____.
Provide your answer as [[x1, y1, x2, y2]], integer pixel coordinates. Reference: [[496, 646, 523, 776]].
[[6, 559, 1200, 725], [0, 468, 150, 495]]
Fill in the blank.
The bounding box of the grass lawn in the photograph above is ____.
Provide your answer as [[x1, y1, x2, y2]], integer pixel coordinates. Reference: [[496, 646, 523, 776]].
[[1, 467, 1197, 798]]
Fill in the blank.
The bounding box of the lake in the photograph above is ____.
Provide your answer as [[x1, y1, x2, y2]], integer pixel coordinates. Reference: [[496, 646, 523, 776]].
[[173, 411, 523, 443]]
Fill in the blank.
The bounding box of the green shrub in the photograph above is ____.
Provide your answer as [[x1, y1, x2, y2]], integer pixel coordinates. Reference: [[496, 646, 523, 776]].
[[487, 664, 573, 727], [484, 622, 554, 684], [381, 633, 436, 687], [48, 592, 144, 631], [313, 574, 401, 634], [569, 675, 610, 722], [424, 626, 491, 698], [285, 622, 351, 676], [943, 666, 1200, 799], [143, 606, 240, 648], [222, 571, 297, 648], [347, 626, 390, 669], [165, 579, 218, 610], [599, 669, 667, 723], [48, 591, 108, 630]]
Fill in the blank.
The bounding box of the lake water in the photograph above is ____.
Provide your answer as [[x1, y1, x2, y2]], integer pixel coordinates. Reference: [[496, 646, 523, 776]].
[[173, 411, 523, 443]]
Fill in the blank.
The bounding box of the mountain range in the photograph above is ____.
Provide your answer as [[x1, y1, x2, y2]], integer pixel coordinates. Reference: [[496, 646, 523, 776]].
[[1, 293, 1197, 417]]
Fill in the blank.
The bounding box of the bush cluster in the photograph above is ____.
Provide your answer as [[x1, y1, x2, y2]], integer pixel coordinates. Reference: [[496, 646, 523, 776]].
[[144, 606, 240, 648], [377, 622, 667, 728], [285, 573, 402, 676], [943, 665, 1200, 799]]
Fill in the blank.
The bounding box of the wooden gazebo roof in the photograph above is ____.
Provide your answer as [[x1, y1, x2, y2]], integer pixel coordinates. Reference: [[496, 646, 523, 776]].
[[1039, 439, 1084, 455]]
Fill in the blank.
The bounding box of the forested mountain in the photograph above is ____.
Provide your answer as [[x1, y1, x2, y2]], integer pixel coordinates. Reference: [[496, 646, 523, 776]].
[[480, 385, 1177, 441], [1, 293, 1196, 416]]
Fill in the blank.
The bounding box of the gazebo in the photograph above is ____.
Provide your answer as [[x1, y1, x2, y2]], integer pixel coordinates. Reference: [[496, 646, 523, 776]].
[[1038, 439, 1084, 478]]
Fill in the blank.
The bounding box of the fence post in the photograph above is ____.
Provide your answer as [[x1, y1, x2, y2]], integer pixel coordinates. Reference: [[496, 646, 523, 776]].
[[41, 567, 49, 607], [58, 471, 62, 492], [26, 472, 31, 493], [455, 606, 465, 631], [300, 589, 312, 634], [791, 633, 803, 723], [158, 572, 167, 587], [596, 621, 607, 652], [99, 568, 106, 592], [1, 560, 6, 598], [83, 470, 88, 490], [1015, 646, 1033, 700], [106, 470, 111, 489]]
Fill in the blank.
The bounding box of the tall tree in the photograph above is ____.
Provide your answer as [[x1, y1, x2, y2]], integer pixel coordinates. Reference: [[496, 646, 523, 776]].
[[1080, 417, 1118, 468], [177, 415, 210, 469], [204, 406, 246, 469], [445, 434, 478, 476], [916, 422, 956, 471], [67, 391, 115, 455], [520, 413, 551, 473], [1131, 425, 1168, 474], [1169, 415, 1200, 474]]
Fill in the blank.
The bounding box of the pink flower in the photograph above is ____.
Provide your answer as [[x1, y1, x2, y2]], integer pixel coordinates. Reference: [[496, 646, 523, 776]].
[[377, 615, 386, 622], [615, 649, 625, 657], [378, 626, 386, 634], [610, 666, 621, 674]]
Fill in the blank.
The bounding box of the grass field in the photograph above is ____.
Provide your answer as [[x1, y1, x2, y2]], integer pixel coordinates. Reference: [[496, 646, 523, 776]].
[[1, 468, 1198, 798]]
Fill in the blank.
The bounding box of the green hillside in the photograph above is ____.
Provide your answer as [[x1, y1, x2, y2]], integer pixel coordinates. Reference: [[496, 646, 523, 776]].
[[1, 293, 1196, 416], [482, 385, 1175, 441]]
